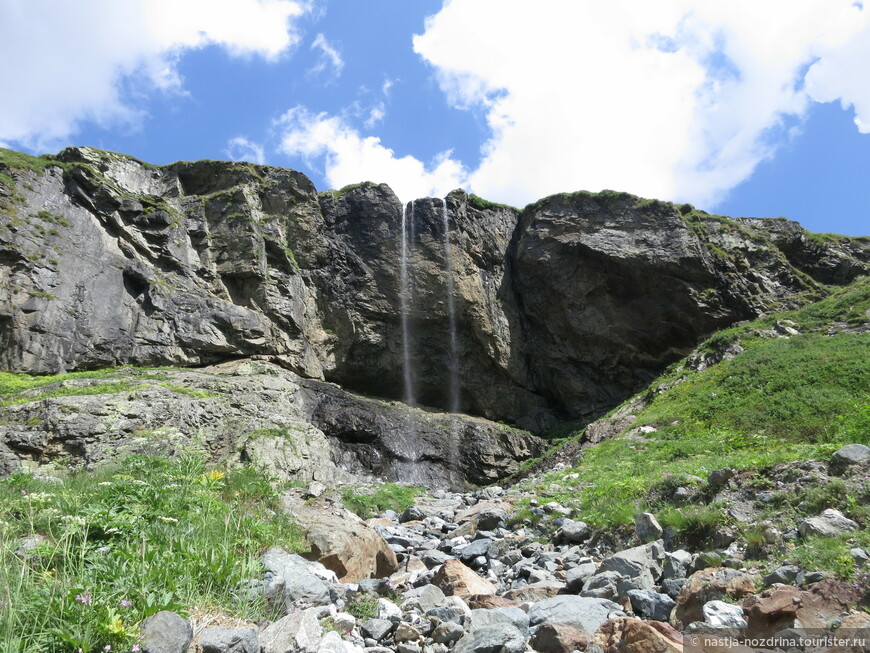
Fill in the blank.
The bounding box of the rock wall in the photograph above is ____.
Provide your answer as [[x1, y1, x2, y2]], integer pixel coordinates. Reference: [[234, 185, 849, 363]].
[[1, 148, 868, 434], [0, 359, 545, 489]]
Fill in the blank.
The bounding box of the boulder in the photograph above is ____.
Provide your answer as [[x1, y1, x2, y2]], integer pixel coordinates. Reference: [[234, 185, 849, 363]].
[[454, 624, 525, 653], [262, 548, 337, 608], [528, 595, 622, 634], [831, 443, 870, 470], [199, 627, 259, 653], [502, 581, 564, 602], [592, 618, 682, 653], [626, 589, 675, 622], [467, 607, 530, 637], [565, 562, 597, 593], [528, 623, 591, 653], [798, 509, 859, 537], [744, 585, 801, 638], [360, 618, 394, 642], [141, 611, 193, 653], [673, 567, 756, 627], [260, 608, 323, 653], [633, 513, 663, 543], [699, 600, 747, 629], [282, 495, 400, 582], [596, 540, 665, 591], [555, 519, 590, 544], [432, 559, 497, 598]]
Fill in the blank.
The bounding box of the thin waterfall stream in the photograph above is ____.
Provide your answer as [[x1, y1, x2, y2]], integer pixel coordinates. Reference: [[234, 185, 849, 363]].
[[399, 201, 415, 405], [442, 199, 460, 412]]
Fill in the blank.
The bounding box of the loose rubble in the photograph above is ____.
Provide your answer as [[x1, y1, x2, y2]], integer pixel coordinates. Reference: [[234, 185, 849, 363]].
[[164, 445, 869, 653]]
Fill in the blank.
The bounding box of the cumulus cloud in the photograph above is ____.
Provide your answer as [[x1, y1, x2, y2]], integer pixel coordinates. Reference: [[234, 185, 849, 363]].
[[408, 0, 869, 208], [276, 107, 467, 201], [309, 33, 344, 78], [278, 0, 870, 211], [225, 136, 266, 164], [0, 0, 309, 150]]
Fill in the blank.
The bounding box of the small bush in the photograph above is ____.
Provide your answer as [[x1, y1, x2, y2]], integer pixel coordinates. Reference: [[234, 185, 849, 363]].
[[340, 484, 420, 520]]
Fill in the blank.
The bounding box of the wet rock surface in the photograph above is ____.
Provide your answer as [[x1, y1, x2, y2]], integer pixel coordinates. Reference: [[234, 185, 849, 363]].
[[2, 148, 867, 433]]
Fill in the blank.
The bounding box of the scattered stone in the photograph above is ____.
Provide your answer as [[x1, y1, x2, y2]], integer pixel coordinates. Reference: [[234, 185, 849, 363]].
[[454, 624, 525, 653], [431, 621, 465, 645], [260, 608, 323, 653], [432, 559, 497, 598], [527, 595, 622, 634], [626, 589, 675, 621], [565, 562, 597, 592], [199, 627, 259, 653], [592, 618, 682, 653], [674, 568, 756, 627], [707, 468, 735, 489], [831, 443, 870, 470], [700, 600, 747, 629], [798, 509, 858, 537], [394, 623, 422, 643], [528, 623, 590, 653], [555, 519, 589, 544], [633, 513, 663, 543], [763, 565, 802, 587], [360, 619, 394, 642], [141, 611, 193, 653]]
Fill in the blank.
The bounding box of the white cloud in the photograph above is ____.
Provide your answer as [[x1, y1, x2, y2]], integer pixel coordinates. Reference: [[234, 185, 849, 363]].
[[276, 107, 467, 201], [278, 0, 870, 212], [0, 0, 310, 150], [407, 0, 870, 208], [309, 33, 344, 77], [225, 136, 266, 164]]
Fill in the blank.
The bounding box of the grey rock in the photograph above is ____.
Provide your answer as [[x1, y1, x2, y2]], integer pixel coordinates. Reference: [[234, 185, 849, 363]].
[[554, 518, 589, 544], [476, 508, 509, 531], [565, 562, 597, 592], [661, 578, 686, 598], [634, 513, 663, 542], [459, 539, 493, 563], [831, 444, 870, 468], [701, 600, 747, 629], [798, 509, 859, 537], [431, 621, 465, 645], [402, 584, 446, 613], [662, 550, 692, 580], [467, 607, 529, 637], [528, 595, 622, 634], [361, 619, 394, 642], [260, 607, 323, 653], [581, 571, 620, 600], [454, 624, 525, 653], [199, 627, 259, 653], [317, 631, 363, 653], [141, 611, 193, 653], [851, 548, 869, 566], [626, 589, 675, 621], [596, 540, 665, 590], [763, 565, 803, 587], [708, 468, 735, 489]]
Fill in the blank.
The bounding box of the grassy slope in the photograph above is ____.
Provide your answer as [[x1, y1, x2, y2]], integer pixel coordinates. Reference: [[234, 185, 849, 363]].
[[0, 455, 303, 652], [516, 277, 870, 534]]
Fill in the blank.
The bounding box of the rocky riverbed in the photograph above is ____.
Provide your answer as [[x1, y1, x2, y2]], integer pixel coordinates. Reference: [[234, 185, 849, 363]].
[[137, 444, 869, 653]]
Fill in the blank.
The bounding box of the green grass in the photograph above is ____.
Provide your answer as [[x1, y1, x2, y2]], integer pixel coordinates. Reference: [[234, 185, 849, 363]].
[[517, 277, 870, 536], [0, 368, 175, 407], [0, 453, 303, 652], [340, 483, 421, 520], [466, 194, 517, 212]]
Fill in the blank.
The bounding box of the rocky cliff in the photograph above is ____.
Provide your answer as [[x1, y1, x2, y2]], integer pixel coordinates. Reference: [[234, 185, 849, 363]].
[[1, 147, 868, 462]]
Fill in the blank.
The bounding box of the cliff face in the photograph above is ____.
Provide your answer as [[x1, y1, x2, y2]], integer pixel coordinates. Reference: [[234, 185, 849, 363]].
[[1, 147, 868, 435]]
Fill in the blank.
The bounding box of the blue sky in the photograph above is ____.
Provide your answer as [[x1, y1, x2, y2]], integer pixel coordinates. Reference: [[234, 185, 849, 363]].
[[1, 1, 868, 236]]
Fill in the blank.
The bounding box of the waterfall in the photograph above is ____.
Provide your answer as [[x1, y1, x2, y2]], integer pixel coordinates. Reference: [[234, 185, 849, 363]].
[[442, 199, 460, 413], [399, 201, 415, 405]]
